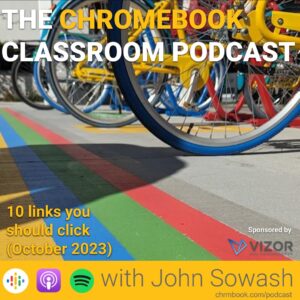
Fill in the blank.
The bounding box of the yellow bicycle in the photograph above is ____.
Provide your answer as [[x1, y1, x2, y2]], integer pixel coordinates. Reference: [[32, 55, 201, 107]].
[[107, 0, 300, 155], [44, 0, 299, 154]]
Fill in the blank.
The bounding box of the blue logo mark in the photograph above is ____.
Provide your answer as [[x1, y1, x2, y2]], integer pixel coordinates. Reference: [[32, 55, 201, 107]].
[[228, 239, 248, 255]]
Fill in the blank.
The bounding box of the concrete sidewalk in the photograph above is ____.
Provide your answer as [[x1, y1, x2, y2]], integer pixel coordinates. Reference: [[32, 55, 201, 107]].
[[1, 102, 300, 259]]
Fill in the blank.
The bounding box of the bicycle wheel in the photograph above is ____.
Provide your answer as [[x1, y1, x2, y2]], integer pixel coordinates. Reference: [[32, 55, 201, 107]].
[[109, 0, 300, 155], [11, 47, 53, 110], [34, 56, 67, 113], [244, 1, 300, 119], [34, 32, 106, 114], [46, 0, 143, 127]]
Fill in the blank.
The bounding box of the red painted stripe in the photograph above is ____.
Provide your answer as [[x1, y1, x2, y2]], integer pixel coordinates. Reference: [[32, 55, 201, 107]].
[[5, 108, 290, 261]]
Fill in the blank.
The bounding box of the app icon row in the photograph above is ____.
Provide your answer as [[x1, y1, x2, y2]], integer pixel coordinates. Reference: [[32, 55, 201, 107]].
[[2, 268, 94, 294]]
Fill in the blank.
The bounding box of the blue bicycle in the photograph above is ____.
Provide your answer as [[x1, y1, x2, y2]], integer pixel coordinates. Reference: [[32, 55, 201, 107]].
[[35, 0, 138, 127]]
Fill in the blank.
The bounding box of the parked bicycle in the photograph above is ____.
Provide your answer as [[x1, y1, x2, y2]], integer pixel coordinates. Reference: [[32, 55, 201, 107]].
[[108, 0, 300, 155]]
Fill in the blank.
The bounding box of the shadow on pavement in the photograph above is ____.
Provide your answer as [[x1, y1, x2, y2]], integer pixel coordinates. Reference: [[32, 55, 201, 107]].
[[240, 139, 300, 156], [2, 138, 300, 230], [266, 139, 300, 151], [0, 143, 185, 230]]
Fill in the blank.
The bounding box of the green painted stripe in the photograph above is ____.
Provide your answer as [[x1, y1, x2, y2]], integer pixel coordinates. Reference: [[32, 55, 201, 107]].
[[1, 110, 217, 260]]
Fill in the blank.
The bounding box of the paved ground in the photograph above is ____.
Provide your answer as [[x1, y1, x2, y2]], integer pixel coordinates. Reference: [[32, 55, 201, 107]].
[[1, 102, 300, 260]]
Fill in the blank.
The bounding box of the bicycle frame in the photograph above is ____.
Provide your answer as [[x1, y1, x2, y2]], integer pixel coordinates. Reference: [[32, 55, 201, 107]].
[[74, 0, 300, 83], [34, 0, 113, 113], [55, 0, 299, 120], [235, 0, 300, 49], [33, 0, 71, 112], [73, 0, 200, 84], [41, 0, 69, 41]]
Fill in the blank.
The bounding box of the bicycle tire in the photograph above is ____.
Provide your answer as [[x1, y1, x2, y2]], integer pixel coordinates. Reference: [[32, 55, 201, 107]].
[[11, 52, 53, 110], [45, 0, 140, 127], [108, 0, 300, 155]]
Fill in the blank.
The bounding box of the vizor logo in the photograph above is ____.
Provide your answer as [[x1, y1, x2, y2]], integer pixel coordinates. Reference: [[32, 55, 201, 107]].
[[249, 241, 293, 254], [228, 239, 248, 256]]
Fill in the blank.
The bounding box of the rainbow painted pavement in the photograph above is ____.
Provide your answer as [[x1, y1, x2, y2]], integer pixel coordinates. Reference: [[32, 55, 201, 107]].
[[0, 108, 290, 261]]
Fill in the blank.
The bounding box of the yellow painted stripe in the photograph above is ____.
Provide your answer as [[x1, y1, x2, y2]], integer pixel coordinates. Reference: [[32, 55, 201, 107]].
[[0, 133, 7, 148], [0, 191, 32, 203], [0, 135, 62, 261], [77, 124, 148, 134], [189, 125, 253, 134], [77, 124, 252, 134]]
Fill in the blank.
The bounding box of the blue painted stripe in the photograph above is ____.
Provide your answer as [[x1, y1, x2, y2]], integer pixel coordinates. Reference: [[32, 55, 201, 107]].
[[0, 116, 133, 260]]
